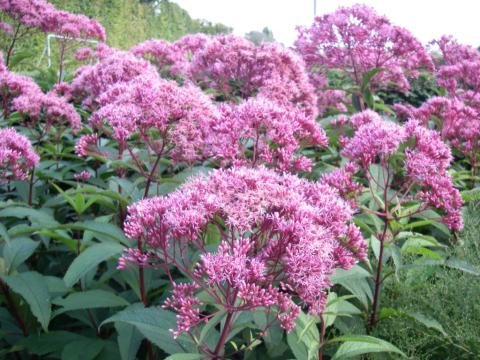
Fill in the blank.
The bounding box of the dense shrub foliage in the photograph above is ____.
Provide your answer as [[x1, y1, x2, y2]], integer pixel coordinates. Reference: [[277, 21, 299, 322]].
[[0, 1, 479, 360]]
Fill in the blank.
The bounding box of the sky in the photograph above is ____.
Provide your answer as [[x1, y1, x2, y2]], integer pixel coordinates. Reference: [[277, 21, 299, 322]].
[[172, 0, 480, 47]]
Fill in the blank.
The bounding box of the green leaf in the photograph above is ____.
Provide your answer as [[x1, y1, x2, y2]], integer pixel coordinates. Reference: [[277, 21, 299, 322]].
[[0, 223, 10, 244], [116, 323, 143, 360], [81, 220, 130, 246], [361, 67, 383, 93], [379, 308, 447, 336], [1, 271, 51, 331], [407, 312, 447, 336], [461, 188, 480, 203], [287, 311, 319, 360], [101, 303, 196, 354], [0, 207, 58, 227], [52, 289, 129, 316], [63, 242, 124, 287], [3, 237, 39, 273], [18, 331, 87, 357], [61, 338, 105, 360], [422, 257, 480, 276], [329, 335, 406, 359], [331, 266, 372, 309], [205, 223, 221, 245], [164, 355, 204, 360]]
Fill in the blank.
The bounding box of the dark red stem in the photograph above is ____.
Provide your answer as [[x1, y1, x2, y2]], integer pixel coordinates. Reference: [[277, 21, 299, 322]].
[[0, 280, 29, 336]]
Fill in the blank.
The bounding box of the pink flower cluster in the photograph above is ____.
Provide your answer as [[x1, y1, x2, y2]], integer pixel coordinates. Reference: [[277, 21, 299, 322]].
[[210, 97, 328, 171], [85, 74, 219, 163], [433, 36, 480, 108], [0, 58, 81, 131], [0, 0, 105, 40], [71, 44, 326, 172], [186, 35, 317, 116], [0, 127, 39, 181], [67, 50, 158, 109], [131, 34, 210, 78], [394, 97, 480, 162], [121, 166, 367, 337], [73, 170, 91, 181], [338, 110, 463, 230], [295, 4, 433, 113], [130, 39, 186, 78]]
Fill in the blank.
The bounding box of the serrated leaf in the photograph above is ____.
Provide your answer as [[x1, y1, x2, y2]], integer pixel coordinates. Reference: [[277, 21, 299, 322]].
[[61, 338, 105, 360], [64, 242, 124, 287], [422, 257, 480, 276], [116, 323, 143, 360], [164, 355, 204, 360], [329, 335, 406, 359], [52, 289, 129, 316], [0, 223, 10, 244], [0, 207, 58, 227], [287, 311, 319, 360], [3, 237, 39, 273], [101, 303, 196, 354], [407, 312, 447, 336], [18, 331, 87, 357], [2, 271, 51, 331]]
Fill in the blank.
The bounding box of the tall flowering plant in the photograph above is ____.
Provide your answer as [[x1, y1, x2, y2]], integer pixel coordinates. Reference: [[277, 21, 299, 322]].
[[295, 4, 433, 114], [209, 97, 328, 172], [0, 127, 39, 182], [394, 97, 480, 183], [328, 110, 463, 327], [0, 0, 105, 78], [185, 34, 317, 117], [119, 166, 367, 358], [76, 73, 219, 198]]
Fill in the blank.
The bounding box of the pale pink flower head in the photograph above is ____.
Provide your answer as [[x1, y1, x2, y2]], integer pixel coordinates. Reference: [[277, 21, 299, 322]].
[[210, 97, 327, 171], [90, 74, 218, 163], [338, 110, 463, 231], [122, 167, 367, 337], [174, 33, 210, 56], [73, 170, 91, 182], [75, 134, 99, 158], [430, 35, 480, 67], [131, 39, 186, 78], [74, 47, 95, 61], [69, 51, 158, 109], [295, 4, 433, 113], [404, 120, 463, 230], [1, 63, 81, 132], [341, 111, 407, 167], [0, 21, 13, 34], [187, 34, 317, 116], [0, 127, 39, 181], [0, 0, 105, 40], [394, 96, 480, 161]]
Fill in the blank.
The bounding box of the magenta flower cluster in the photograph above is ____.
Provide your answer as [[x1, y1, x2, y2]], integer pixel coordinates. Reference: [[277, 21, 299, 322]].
[[186, 35, 318, 117], [67, 50, 158, 110], [69, 38, 326, 172], [0, 56, 81, 131], [121, 166, 367, 338], [210, 97, 327, 171], [394, 97, 480, 164], [295, 4, 433, 114], [338, 110, 463, 230], [0, 0, 105, 40], [86, 74, 219, 164], [0, 127, 39, 181]]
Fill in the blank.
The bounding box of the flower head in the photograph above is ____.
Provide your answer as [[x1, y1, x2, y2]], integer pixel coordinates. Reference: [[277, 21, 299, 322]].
[[0, 127, 39, 181], [122, 167, 367, 336]]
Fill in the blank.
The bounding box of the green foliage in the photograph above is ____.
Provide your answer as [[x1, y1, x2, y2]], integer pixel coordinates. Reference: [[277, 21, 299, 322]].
[[376, 201, 480, 359], [1, 0, 232, 73]]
